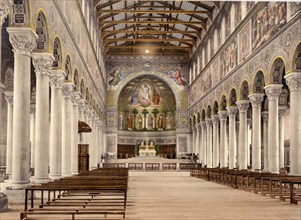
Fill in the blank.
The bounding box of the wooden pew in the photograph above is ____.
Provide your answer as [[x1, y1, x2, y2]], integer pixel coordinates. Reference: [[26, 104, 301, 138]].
[[21, 168, 129, 220]]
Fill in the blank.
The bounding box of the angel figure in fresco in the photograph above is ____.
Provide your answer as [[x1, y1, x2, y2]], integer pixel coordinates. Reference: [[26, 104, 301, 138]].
[[109, 67, 122, 86], [169, 67, 187, 86], [129, 90, 139, 105]]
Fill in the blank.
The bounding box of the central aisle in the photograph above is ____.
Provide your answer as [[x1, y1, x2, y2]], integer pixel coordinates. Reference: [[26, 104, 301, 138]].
[[125, 172, 300, 220]]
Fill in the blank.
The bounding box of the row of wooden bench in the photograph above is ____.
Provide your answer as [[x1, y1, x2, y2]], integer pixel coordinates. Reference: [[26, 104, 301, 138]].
[[190, 168, 301, 205], [20, 168, 129, 220], [103, 163, 200, 170]]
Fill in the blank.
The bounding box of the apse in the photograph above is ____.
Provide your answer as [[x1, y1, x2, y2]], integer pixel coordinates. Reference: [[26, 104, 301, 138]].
[[118, 75, 176, 131]]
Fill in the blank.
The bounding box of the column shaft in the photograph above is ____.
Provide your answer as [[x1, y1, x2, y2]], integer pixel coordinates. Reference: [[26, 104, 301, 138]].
[[212, 115, 219, 167], [262, 112, 269, 171], [61, 83, 73, 176], [265, 84, 282, 173], [285, 73, 301, 175], [4, 92, 13, 179], [227, 106, 237, 169], [71, 92, 80, 175], [30, 110, 35, 170], [49, 72, 64, 179], [206, 119, 212, 168], [278, 107, 286, 169], [218, 111, 228, 168]]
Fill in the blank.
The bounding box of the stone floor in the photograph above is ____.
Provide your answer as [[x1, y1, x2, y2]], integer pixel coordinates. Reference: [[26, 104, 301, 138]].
[[1, 172, 300, 220]]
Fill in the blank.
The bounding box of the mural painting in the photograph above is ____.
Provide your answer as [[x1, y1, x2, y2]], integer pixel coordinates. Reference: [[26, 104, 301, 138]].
[[252, 2, 287, 49], [118, 75, 176, 132], [239, 21, 251, 62], [220, 38, 238, 79], [107, 62, 187, 88]]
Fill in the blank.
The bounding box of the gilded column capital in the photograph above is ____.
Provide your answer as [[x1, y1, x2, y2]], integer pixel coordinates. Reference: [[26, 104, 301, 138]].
[[62, 82, 74, 99], [218, 110, 228, 121], [32, 53, 54, 76], [236, 100, 249, 112], [0, 82, 5, 94], [211, 114, 219, 123], [285, 72, 301, 91], [205, 118, 212, 126], [249, 93, 264, 107], [49, 69, 65, 89], [71, 91, 80, 106], [264, 84, 282, 100], [7, 27, 38, 55], [0, 0, 10, 26], [4, 90, 13, 105], [226, 106, 237, 117]]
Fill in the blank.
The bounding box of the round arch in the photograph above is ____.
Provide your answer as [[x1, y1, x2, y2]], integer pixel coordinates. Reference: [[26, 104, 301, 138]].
[[292, 42, 301, 72], [35, 10, 49, 52], [240, 80, 249, 100], [252, 70, 265, 93], [270, 57, 285, 84], [114, 72, 183, 109]]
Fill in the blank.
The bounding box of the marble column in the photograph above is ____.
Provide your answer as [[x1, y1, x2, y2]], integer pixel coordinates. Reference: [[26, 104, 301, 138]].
[[30, 106, 35, 170], [237, 100, 249, 170], [249, 94, 264, 171], [227, 106, 237, 169], [4, 91, 13, 179], [7, 27, 37, 188], [77, 99, 86, 144], [61, 82, 73, 177], [218, 111, 228, 168], [212, 115, 219, 167], [261, 111, 269, 171], [49, 70, 64, 180], [278, 107, 287, 170], [195, 124, 200, 156], [206, 118, 213, 168], [32, 53, 54, 183], [200, 121, 206, 165], [247, 119, 252, 168], [71, 92, 80, 175], [191, 126, 196, 154], [90, 114, 97, 170], [285, 73, 301, 175], [265, 84, 282, 173]]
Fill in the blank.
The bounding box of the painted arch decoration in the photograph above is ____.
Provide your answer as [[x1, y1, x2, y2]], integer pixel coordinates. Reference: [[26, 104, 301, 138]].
[[118, 75, 176, 132]]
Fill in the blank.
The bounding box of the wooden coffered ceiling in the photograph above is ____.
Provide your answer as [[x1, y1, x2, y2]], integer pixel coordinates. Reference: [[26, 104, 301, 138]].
[[94, 1, 219, 58]]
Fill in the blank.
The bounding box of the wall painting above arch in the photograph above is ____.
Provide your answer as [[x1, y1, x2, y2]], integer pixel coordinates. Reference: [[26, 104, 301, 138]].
[[107, 62, 188, 88]]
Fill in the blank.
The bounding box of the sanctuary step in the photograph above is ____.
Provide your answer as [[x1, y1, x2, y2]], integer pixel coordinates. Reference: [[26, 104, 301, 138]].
[[104, 157, 198, 171]]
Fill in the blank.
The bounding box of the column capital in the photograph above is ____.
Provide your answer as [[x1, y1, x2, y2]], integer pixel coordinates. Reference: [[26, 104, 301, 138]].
[[205, 118, 212, 126], [218, 110, 228, 120], [30, 104, 36, 114], [227, 106, 237, 117], [261, 111, 269, 121], [4, 90, 13, 104], [249, 93, 264, 107], [62, 82, 74, 99], [32, 53, 54, 76], [200, 121, 206, 129], [7, 27, 38, 55], [264, 84, 282, 100], [0, 0, 10, 26], [78, 99, 87, 112], [71, 91, 80, 105], [49, 70, 65, 89], [211, 114, 219, 123], [278, 106, 287, 117], [285, 72, 301, 91], [236, 100, 249, 112], [0, 82, 5, 94]]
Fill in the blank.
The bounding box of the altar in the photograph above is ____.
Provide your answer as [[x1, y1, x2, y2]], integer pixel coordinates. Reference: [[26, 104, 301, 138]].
[[139, 141, 156, 157]]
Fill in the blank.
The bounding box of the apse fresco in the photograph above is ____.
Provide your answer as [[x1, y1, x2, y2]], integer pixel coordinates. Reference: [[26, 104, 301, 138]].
[[252, 2, 287, 49], [107, 62, 187, 88], [118, 76, 176, 131]]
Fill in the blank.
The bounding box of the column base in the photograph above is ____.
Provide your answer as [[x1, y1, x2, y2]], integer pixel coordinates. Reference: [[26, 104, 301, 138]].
[[32, 177, 49, 184], [49, 174, 62, 180], [71, 171, 79, 175], [62, 173, 71, 177]]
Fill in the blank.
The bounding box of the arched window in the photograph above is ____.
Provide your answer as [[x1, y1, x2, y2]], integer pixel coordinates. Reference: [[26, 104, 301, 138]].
[[65, 56, 72, 81], [229, 89, 237, 106], [53, 38, 62, 68], [240, 81, 249, 100], [253, 71, 265, 93], [213, 101, 219, 115], [293, 43, 301, 71], [36, 12, 48, 51], [74, 69, 79, 91], [207, 106, 212, 118], [220, 95, 227, 110], [271, 58, 285, 84]]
